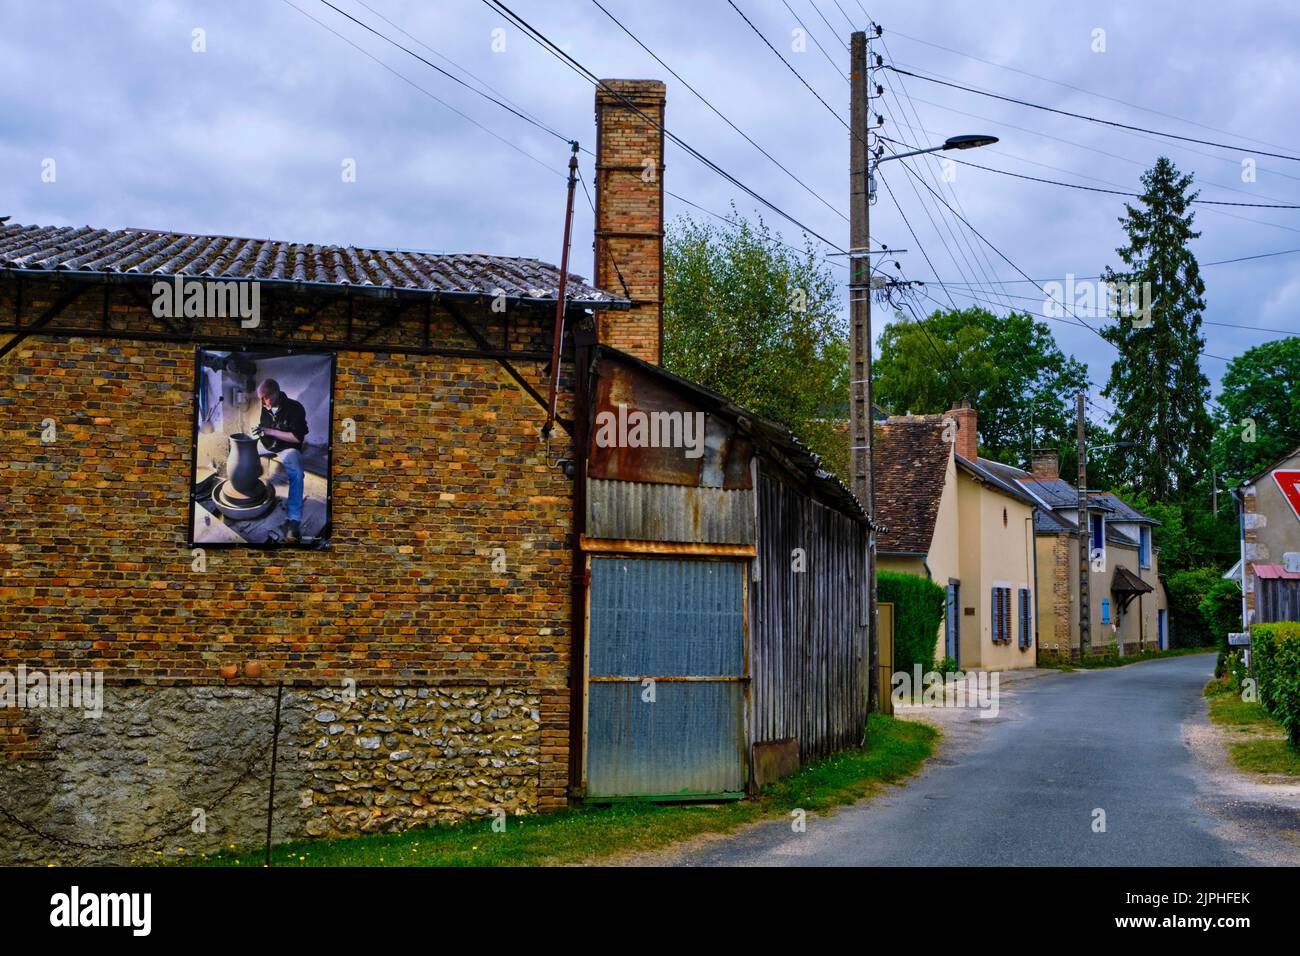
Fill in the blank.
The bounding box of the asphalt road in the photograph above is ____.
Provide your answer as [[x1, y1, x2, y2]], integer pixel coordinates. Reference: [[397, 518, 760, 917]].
[[664, 654, 1257, 866]]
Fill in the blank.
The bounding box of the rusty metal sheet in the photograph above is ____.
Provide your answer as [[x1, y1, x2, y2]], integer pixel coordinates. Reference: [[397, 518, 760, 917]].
[[586, 479, 755, 544], [588, 358, 751, 489]]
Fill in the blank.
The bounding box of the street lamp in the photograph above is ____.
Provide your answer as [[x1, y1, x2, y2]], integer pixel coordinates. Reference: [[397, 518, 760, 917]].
[[873, 134, 999, 165]]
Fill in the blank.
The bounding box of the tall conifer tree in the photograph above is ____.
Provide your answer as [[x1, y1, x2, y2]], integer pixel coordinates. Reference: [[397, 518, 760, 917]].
[[1101, 156, 1212, 500]]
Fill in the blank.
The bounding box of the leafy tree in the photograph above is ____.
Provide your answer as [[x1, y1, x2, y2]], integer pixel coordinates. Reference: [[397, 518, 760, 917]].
[[1112, 490, 1237, 573], [1164, 567, 1222, 648], [1211, 337, 1300, 486], [873, 306, 1088, 466], [662, 212, 848, 479], [1100, 157, 1213, 500]]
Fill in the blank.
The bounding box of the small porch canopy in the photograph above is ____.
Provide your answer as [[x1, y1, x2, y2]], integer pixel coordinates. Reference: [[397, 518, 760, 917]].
[[1111, 565, 1154, 614]]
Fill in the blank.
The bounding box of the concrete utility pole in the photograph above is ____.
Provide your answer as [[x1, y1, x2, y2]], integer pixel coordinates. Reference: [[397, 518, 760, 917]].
[[849, 31, 878, 713], [1076, 392, 1091, 660]]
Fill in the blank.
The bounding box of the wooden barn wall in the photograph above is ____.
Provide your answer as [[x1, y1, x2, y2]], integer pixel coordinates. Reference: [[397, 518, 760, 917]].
[[750, 470, 869, 764]]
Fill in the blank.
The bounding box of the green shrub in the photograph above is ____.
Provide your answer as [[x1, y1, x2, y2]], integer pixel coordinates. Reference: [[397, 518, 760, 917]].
[[1252, 622, 1300, 750], [878, 571, 946, 677], [1165, 567, 1222, 649], [934, 656, 960, 676], [1200, 579, 1243, 675]]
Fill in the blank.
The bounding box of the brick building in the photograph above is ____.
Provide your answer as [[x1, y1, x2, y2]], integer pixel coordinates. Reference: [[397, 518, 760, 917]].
[[1235, 445, 1300, 625], [0, 79, 872, 861]]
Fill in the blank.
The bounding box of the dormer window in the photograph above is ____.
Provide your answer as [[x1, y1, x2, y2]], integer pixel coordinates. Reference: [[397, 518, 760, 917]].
[[1090, 513, 1105, 565], [1139, 527, 1151, 568]]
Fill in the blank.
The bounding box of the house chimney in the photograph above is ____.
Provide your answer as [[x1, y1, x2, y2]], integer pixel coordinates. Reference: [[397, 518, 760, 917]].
[[945, 401, 978, 461], [1031, 447, 1059, 479], [594, 79, 665, 364]]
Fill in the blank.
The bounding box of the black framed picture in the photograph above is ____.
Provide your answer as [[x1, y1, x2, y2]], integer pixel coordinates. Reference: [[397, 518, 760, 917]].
[[188, 347, 335, 548]]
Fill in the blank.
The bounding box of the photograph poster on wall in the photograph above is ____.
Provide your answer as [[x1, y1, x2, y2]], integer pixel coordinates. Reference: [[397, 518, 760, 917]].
[[189, 348, 334, 548]]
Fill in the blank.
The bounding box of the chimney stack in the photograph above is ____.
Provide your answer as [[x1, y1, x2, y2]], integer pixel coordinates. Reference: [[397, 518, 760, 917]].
[[945, 401, 978, 461], [1030, 448, 1059, 479], [594, 79, 665, 365]]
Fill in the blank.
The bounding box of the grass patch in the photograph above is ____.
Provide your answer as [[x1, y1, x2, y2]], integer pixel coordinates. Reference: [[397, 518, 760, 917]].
[[188, 714, 937, 868], [1039, 647, 1212, 671], [1228, 739, 1300, 776], [1204, 678, 1300, 776], [1208, 693, 1278, 730]]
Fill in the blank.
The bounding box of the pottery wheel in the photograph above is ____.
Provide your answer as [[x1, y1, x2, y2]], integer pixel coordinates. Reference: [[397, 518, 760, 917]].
[[212, 477, 277, 520]]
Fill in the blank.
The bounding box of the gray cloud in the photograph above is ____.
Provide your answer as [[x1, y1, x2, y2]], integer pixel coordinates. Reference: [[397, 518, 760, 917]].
[[2, 0, 1297, 414]]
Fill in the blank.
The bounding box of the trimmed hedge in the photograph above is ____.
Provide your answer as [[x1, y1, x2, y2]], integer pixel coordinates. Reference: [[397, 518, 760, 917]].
[[879, 570, 947, 676], [1253, 622, 1300, 750]]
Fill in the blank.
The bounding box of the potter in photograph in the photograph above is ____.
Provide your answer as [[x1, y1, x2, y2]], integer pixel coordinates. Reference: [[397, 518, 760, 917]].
[[190, 348, 334, 547]]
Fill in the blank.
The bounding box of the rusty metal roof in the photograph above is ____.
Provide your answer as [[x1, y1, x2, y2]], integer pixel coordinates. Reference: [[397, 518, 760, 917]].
[[0, 221, 629, 307], [591, 346, 870, 526]]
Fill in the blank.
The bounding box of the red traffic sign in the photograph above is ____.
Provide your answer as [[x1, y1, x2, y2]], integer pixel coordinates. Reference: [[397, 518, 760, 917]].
[[1275, 470, 1300, 522]]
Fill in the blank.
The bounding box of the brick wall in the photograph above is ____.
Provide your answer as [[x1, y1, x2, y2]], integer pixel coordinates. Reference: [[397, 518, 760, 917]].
[[594, 79, 665, 365], [1243, 483, 1257, 620], [0, 276, 581, 853]]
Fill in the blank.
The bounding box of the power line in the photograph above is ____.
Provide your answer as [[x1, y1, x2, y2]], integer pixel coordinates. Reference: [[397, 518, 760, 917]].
[[890, 147, 1300, 208], [589, 0, 847, 223], [280, 0, 564, 178], [920, 246, 1300, 285], [725, 0, 850, 132], [315, 0, 572, 143], [785, 0, 848, 79], [885, 65, 1300, 164], [350, 0, 561, 138], [874, 41, 1019, 313], [926, 281, 1298, 338], [880, 27, 1300, 158], [875, 169, 958, 310], [892, 156, 1238, 362], [481, 0, 848, 252]]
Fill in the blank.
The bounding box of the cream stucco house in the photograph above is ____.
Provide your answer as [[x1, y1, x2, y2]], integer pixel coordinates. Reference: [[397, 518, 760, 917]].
[[874, 403, 1039, 670], [976, 451, 1167, 658]]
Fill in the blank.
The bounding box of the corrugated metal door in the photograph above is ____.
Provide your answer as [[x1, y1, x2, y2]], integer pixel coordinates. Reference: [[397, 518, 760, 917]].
[[586, 557, 747, 799]]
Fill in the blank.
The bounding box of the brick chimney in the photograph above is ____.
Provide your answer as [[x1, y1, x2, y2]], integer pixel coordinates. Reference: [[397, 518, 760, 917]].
[[594, 79, 665, 365], [945, 401, 978, 461], [1030, 448, 1059, 479]]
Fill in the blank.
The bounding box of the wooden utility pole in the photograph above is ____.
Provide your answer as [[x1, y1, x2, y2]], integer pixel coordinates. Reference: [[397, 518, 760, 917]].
[[1076, 393, 1091, 660], [849, 31, 877, 712]]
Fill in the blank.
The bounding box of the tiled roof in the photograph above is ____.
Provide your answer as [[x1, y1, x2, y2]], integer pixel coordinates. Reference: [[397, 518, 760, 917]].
[[959, 455, 1039, 506], [1089, 492, 1158, 524], [980, 457, 1159, 526], [1034, 507, 1075, 534], [0, 221, 628, 306], [1016, 476, 1080, 509], [872, 418, 951, 554]]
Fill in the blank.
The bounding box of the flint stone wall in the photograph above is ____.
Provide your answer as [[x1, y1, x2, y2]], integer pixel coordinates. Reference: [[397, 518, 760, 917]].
[[0, 683, 541, 865]]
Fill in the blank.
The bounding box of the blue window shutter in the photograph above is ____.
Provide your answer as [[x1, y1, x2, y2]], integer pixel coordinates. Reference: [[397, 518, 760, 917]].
[[991, 588, 998, 643], [1017, 588, 1028, 648], [1101, 598, 1110, 625]]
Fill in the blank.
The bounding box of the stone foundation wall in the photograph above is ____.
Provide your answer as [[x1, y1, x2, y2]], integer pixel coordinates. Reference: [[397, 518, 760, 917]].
[[0, 682, 541, 865]]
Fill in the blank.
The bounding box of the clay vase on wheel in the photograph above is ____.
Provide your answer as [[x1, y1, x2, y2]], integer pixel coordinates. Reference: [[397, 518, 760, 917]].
[[212, 432, 275, 520], [227, 433, 264, 496]]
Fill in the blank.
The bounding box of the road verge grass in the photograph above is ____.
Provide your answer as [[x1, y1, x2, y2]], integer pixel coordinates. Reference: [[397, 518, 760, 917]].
[[1204, 676, 1300, 777], [189, 714, 937, 867]]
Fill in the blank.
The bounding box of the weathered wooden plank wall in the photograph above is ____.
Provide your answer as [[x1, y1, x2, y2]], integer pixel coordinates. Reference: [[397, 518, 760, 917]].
[[750, 470, 870, 763]]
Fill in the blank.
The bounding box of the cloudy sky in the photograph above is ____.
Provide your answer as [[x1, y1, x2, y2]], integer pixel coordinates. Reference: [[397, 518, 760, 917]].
[[3, 0, 1297, 419]]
